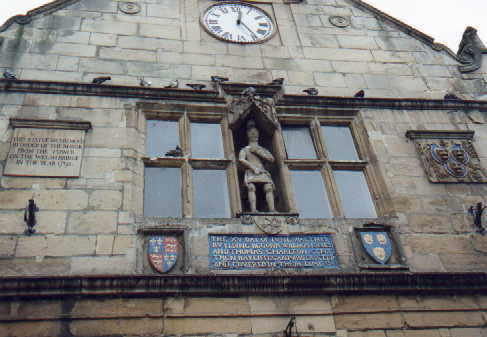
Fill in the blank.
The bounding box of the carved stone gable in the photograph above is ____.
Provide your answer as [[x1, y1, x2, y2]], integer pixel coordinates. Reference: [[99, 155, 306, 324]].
[[406, 130, 486, 183], [226, 86, 279, 136]]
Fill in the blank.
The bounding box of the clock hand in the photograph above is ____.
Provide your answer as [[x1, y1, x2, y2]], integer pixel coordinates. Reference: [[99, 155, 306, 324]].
[[237, 8, 242, 25], [240, 20, 257, 39]]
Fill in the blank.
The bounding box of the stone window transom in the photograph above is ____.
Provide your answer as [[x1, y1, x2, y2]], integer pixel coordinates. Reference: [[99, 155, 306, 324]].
[[141, 103, 382, 220]]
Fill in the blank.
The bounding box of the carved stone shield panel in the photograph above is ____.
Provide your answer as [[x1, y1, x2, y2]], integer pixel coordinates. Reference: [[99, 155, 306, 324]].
[[406, 130, 486, 183], [359, 231, 392, 264], [352, 224, 408, 270], [147, 236, 180, 273]]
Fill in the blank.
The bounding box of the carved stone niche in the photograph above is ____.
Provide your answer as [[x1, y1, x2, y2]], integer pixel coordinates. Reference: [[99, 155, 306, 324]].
[[228, 87, 290, 213], [351, 223, 408, 270], [406, 130, 486, 183]]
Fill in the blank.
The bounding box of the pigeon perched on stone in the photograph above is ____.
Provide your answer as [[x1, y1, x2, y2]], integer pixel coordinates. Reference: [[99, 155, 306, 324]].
[[303, 88, 318, 96], [211, 76, 229, 83], [268, 78, 285, 85], [139, 78, 151, 87], [3, 70, 17, 80], [92, 76, 111, 85], [241, 87, 257, 97], [354, 90, 365, 98], [444, 93, 461, 100], [165, 145, 183, 157], [186, 83, 206, 90], [164, 80, 179, 88]]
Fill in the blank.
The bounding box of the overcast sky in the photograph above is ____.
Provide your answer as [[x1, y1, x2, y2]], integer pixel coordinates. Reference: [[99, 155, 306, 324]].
[[0, 0, 486, 51]]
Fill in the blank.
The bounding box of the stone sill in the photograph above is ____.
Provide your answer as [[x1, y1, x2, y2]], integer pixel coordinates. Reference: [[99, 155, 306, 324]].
[[359, 264, 409, 270], [0, 273, 485, 299]]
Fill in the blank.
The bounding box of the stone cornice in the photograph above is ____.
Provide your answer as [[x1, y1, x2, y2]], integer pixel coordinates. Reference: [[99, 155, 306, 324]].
[[220, 82, 282, 97], [0, 273, 485, 299], [0, 79, 224, 103], [9, 118, 92, 130], [278, 94, 487, 111], [2, 79, 487, 111]]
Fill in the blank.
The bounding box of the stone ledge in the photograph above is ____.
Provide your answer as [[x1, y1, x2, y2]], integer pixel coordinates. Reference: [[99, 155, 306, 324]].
[[9, 118, 91, 130], [137, 226, 187, 234], [405, 130, 475, 140], [0, 79, 224, 103], [278, 95, 487, 111], [220, 82, 283, 97], [0, 273, 485, 299], [3, 79, 487, 111]]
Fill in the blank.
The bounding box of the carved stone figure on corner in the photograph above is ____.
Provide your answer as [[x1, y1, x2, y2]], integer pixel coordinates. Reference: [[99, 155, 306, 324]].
[[239, 120, 275, 213], [457, 26, 487, 73]]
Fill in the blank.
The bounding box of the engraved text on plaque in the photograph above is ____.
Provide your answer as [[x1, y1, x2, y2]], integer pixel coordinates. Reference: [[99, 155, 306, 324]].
[[4, 128, 86, 177]]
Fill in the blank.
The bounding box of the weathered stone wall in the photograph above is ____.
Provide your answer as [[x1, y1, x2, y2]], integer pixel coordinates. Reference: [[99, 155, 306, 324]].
[[0, 93, 139, 275], [0, 294, 486, 337], [0, 0, 485, 98], [1, 91, 486, 275], [363, 107, 487, 272], [0, 1, 487, 337]]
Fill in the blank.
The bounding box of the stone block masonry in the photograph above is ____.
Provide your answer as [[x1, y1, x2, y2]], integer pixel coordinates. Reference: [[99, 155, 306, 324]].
[[0, 0, 483, 97], [0, 93, 140, 274], [0, 294, 485, 336], [0, 0, 486, 335]]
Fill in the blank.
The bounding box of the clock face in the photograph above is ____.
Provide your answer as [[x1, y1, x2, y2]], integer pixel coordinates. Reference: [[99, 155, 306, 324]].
[[201, 2, 275, 44]]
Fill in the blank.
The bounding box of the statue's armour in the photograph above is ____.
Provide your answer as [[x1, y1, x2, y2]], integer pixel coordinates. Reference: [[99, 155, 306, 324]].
[[240, 146, 274, 187]]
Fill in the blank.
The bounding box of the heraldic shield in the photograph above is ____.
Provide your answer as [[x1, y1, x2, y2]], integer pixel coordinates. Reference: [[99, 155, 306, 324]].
[[148, 236, 180, 273], [359, 232, 392, 264]]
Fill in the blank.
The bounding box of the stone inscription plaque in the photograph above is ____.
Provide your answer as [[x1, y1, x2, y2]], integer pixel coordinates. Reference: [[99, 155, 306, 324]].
[[4, 128, 85, 177], [209, 234, 338, 270]]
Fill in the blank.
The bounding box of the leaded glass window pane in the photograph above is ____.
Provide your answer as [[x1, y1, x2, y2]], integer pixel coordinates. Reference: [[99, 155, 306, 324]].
[[334, 170, 377, 218], [282, 126, 317, 159], [321, 126, 359, 160], [191, 123, 224, 158], [291, 170, 332, 218], [146, 120, 179, 157], [193, 169, 230, 218], [144, 167, 181, 217]]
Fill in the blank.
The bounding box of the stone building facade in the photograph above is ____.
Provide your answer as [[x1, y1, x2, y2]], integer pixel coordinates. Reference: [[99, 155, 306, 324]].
[[0, 0, 486, 336]]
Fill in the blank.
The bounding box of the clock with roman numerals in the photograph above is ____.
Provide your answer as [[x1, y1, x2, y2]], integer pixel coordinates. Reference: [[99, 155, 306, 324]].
[[201, 2, 275, 44]]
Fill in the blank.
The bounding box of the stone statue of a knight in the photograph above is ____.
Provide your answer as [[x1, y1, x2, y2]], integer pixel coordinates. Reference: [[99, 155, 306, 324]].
[[239, 120, 276, 213]]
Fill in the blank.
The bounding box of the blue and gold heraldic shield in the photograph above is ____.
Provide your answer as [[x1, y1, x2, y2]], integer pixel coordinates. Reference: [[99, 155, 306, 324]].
[[148, 236, 180, 273], [359, 232, 392, 264]]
